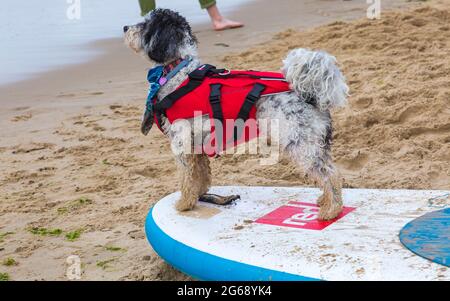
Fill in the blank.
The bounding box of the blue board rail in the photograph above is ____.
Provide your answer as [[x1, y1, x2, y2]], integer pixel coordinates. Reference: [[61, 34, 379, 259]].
[[145, 208, 318, 281]]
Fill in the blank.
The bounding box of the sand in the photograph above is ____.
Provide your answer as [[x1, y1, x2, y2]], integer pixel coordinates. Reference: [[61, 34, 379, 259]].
[[0, 0, 449, 280], [222, 3, 450, 191]]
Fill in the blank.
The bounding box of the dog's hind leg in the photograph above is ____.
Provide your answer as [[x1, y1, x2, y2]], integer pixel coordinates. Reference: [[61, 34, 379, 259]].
[[307, 154, 343, 220]]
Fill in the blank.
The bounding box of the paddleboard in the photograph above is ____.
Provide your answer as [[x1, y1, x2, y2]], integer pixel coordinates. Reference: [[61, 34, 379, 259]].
[[145, 186, 450, 280]]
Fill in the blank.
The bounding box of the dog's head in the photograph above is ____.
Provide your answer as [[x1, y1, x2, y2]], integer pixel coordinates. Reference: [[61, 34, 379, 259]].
[[123, 8, 198, 64]]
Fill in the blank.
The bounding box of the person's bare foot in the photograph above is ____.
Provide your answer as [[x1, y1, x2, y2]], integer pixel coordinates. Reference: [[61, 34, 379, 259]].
[[212, 18, 244, 31]]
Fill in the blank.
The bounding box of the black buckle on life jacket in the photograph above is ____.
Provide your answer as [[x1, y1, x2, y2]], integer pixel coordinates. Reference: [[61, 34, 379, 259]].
[[245, 93, 260, 103], [209, 84, 221, 103]]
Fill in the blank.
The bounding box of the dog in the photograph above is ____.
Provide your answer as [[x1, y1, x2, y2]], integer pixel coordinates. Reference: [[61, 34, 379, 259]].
[[124, 9, 349, 220]]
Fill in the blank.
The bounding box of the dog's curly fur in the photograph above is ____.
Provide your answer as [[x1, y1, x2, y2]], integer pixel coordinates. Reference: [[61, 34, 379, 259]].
[[124, 9, 349, 220]]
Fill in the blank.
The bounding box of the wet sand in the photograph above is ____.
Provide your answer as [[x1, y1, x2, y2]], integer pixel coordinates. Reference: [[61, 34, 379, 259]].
[[1, 0, 448, 281]]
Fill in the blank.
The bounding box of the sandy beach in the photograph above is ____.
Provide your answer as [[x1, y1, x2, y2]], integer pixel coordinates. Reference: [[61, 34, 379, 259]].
[[0, 0, 449, 280]]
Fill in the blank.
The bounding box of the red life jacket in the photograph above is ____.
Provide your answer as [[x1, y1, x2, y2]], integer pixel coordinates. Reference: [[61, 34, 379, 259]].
[[153, 64, 291, 156]]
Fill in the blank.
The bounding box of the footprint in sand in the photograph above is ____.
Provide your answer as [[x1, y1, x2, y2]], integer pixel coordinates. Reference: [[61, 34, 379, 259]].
[[132, 166, 157, 178], [57, 93, 76, 98], [337, 151, 370, 171], [353, 96, 373, 109], [128, 230, 145, 240], [11, 113, 32, 122], [81, 120, 106, 132], [394, 105, 423, 124], [92, 125, 106, 132], [214, 43, 230, 47], [12, 143, 54, 154], [404, 124, 450, 139], [57, 91, 103, 98], [13, 106, 30, 111]]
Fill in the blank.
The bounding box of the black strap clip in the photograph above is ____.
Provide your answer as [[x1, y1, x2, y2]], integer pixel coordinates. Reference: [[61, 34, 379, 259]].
[[209, 84, 222, 104]]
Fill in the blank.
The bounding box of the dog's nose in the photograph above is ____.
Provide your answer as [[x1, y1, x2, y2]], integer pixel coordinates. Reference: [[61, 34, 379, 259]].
[[123, 26, 129, 33]]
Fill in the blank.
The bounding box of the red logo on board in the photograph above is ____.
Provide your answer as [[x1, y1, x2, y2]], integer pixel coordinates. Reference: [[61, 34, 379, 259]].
[[255, 201, 355, 230]]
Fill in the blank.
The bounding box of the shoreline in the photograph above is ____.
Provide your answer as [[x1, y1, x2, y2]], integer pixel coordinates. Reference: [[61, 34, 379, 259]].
[[0, 0, 255, 89], [0, 0, 410, 109]]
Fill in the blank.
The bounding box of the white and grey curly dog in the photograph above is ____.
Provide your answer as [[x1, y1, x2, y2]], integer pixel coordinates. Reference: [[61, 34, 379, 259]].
[[124, 9, 349, 220]]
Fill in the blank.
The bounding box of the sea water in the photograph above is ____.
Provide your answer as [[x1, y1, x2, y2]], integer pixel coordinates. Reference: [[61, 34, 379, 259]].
[[0, 0, 249, 86]]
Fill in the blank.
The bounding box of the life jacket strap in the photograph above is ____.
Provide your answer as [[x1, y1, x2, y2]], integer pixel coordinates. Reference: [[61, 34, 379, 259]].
[[154, 64, 222, 112], [233, 83, 266, 142], [209, 84, 224, 122], [154, 79, 202, 112], [209, 83, 224, 152], [237, 83, 266, 121]]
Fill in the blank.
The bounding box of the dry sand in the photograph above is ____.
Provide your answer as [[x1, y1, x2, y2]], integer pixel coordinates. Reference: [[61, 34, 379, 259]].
[[0, 0, 449, 280]]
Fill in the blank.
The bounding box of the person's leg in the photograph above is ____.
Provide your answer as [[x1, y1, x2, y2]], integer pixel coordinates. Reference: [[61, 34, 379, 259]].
[[199, 0, 244, 31], [199, 0, 216, 9], [139, 0, 156, 16]]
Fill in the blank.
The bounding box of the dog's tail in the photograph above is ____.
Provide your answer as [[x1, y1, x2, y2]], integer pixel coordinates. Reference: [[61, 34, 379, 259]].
[[282, 48, 348, 112]]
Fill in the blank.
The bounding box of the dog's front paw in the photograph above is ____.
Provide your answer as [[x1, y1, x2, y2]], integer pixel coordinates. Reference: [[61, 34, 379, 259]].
[[318, 201, 343, 221]]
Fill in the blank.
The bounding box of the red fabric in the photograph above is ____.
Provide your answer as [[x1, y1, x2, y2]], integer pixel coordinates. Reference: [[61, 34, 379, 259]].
[[155, 70, 291, 156]]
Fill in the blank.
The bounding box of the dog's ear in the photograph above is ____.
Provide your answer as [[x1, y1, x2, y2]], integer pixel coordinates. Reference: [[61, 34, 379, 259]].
[[143, 9, 196, 64]]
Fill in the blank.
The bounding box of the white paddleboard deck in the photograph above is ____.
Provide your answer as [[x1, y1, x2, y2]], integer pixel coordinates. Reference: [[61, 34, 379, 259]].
[[145, 186, 450, 281]]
